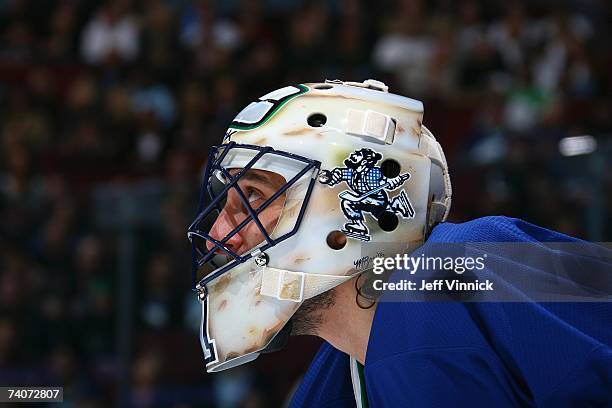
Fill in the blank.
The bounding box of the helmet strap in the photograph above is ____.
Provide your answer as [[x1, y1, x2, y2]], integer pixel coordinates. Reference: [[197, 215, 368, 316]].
[[260, 266, 358, 303]]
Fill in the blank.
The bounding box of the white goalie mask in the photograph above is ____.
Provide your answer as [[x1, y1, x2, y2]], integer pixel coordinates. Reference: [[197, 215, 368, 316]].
[[187, 79, 451, 372]]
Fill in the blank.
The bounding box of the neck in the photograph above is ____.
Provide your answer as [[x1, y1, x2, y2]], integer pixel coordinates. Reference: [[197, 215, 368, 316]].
[[316, 278, 377, 364]]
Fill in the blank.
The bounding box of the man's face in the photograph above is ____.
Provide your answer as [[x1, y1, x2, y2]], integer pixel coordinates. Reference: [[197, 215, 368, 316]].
[[206, 169, 287, 256]]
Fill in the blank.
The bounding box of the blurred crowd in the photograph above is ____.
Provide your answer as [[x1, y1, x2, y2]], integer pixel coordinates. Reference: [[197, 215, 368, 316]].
[[0, 0, 610, 406]]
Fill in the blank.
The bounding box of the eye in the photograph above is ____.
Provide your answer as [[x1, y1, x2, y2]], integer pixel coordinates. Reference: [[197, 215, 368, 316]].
[[246, 187, 264, 204]]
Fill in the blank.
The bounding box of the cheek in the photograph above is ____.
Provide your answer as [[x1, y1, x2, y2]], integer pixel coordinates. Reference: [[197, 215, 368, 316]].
[[245, 204, 283, 236], [261, 206, 283, 230], [242, 216, 273, 247], [238, 194, 285, 246], [241, 223, 264, 249]]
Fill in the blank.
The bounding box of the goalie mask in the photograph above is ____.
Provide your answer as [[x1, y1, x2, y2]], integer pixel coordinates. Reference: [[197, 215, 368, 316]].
[[187, 79, 451, 372]]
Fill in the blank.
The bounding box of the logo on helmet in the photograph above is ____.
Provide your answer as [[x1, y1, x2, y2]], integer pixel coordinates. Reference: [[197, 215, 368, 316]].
[[319, 148, 415, 241]]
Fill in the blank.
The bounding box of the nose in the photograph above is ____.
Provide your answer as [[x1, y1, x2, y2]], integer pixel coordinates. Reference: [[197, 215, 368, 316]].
[[206, 209, 245, 254]]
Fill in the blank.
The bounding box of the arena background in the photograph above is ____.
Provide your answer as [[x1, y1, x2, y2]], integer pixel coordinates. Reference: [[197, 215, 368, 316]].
[[0, 0, 610, 406]]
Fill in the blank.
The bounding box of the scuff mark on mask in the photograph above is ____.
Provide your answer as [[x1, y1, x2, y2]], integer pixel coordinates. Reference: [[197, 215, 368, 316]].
[[261, 320, 286, 347], [283, 128, 314, 137], [280, 277, 301, 300], [294, 256, 311, 264], [211, 275, 232, 293]]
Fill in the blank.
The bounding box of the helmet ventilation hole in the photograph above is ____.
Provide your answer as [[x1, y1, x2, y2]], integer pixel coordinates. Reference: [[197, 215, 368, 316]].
[[307, 113, 327, 127], [326, 230, 347, 250], [381, 159, 401, 178], [378, 211, 399, 232], [314, 84, 333, 90]]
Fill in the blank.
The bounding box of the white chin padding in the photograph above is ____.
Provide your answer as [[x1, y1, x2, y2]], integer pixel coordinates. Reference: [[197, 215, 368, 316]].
[[259, 266, 356, 303]]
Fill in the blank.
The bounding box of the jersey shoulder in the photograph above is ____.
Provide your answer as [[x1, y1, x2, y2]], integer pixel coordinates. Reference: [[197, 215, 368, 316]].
[[289, 342, 355, 408], [428, 216, 581, 243]]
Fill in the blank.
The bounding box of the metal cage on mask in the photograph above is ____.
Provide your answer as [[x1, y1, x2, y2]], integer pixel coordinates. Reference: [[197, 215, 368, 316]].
[[187, 141, 321, 298]]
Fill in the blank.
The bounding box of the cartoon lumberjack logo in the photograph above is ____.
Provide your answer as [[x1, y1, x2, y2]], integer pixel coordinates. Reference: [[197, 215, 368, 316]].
[[319, 148, 415, 241]]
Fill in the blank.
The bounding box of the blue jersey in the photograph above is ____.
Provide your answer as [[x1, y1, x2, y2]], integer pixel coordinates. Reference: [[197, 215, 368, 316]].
[[289, 217, 612, 407]]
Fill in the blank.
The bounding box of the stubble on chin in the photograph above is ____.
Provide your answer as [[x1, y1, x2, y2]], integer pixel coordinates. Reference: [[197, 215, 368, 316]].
[[291, 288, 336, 336]]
